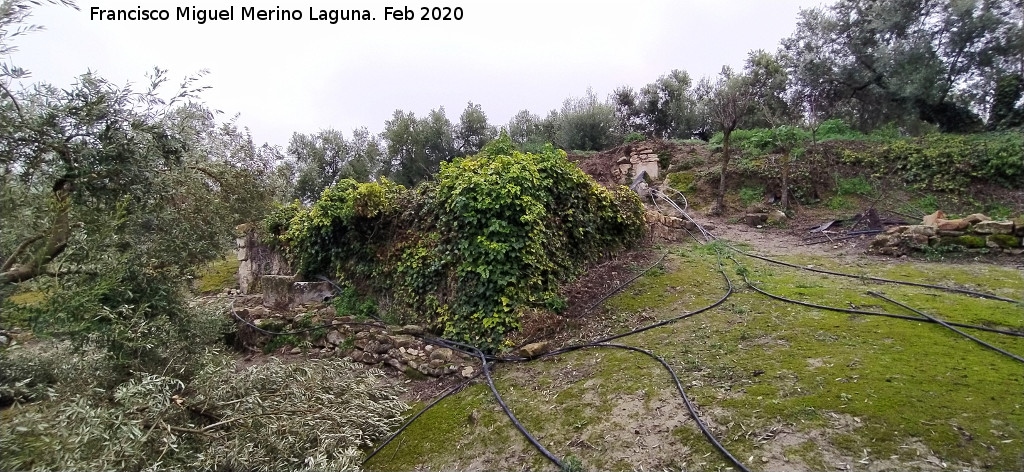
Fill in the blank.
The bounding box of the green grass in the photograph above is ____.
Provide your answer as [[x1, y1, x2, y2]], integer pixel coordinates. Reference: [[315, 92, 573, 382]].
[[665, 172, 695, 194], [195, 256, 240, 293], [835, 175, 876, 197], [739, 186, 764, 208], [365, 247, 1024, 471]]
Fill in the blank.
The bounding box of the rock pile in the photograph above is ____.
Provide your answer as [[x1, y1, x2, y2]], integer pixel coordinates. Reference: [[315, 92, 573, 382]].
[[870, 211, 1023, 256], [644, 208, 715, 242], [234, 299, 479, 379]]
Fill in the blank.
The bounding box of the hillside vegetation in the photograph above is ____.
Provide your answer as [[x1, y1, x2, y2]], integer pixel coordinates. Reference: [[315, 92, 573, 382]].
[[2, 0, 1023, 470]]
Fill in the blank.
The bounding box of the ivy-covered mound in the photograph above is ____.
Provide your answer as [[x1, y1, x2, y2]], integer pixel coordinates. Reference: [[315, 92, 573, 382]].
[[266, 136, 645, 351]]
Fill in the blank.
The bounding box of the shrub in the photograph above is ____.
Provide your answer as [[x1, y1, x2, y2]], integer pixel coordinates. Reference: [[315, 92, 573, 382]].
[[623, 132, 645, 144], [432, 139, 645, 348], [739, 186, 764, 208], [840, 132, 1023, 191], [835, 176, 876, 197]]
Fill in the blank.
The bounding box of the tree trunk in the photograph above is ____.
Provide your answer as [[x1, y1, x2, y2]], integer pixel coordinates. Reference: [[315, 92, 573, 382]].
[[780, 151, 791, 210], [0, 182, 72, 285], [714, 129, 732, 215]]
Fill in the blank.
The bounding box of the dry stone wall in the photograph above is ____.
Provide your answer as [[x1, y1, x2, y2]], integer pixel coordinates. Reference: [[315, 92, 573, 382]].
[[870, 212, 1024, 256], [234, 297, 479, 379], [612, 147, 662, 182]]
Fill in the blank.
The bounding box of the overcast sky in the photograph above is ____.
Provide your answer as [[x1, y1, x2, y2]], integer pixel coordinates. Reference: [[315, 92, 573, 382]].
[[12, 0, 828, 147]]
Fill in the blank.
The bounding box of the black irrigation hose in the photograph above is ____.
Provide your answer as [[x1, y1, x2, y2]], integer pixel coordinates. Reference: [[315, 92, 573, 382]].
[[362, 247, 745, 471], [731, 247, 1021, 304], [588, 343, 752, 472], [576, 251, 671, 319], [739, 274, 1024, 338], [362, 371, 482, 465], [543, 250, 734, 359], [869, 291, 1024, 364], [442, 338, 566, 470]]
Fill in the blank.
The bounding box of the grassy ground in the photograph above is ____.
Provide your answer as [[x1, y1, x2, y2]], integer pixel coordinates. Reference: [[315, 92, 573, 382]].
[[194, 256, 240, 294], [365, 243, 1024, 471]]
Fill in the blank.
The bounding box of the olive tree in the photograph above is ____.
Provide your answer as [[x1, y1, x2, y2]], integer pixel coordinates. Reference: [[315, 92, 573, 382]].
[[697, 67, 755, 215]]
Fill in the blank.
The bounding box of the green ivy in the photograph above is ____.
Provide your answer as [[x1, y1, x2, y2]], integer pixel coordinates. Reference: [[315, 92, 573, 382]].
[[262, 135, 645, 352], [432, 138, 644, 349]]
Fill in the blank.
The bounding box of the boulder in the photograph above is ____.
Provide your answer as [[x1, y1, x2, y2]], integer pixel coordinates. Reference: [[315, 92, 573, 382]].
[[392, 335, 416, 348], [922, 210, 946, 227], [744, 213, 769, 227], [515, 342, 551, 359], [870, 234, 892, 248], [963, 213, 991, 225], [326, 330, 345, 346], [904, 225, 936, 237], [359, 352, 381, 364], [665, 216, 686, 229], [986, 234, 1021, 248], [935, 219, 968, 231], [399, 325, 425, 336], [973, 220, 1014, 235], [429, 347, 454, 362], [767, 210, 788, 225]]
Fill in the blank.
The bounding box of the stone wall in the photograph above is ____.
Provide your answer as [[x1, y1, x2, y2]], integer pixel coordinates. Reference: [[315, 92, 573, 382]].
[[612, 147, 662, 182], [643, 208, 715, 242], [235, 224, 292, 294], [235, 299, 478, 379], [870, 212, 1024, 256]]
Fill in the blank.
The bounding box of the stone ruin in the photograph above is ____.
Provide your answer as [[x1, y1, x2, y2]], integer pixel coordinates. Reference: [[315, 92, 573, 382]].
[[870, 211, 1024, 256], [234, 296, 481, 379], [231, 224, 510, 380], [612, 146, 662, 182]]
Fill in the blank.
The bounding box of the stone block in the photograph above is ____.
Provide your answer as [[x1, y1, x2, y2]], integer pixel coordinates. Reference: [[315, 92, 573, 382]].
[[904, 225, 936, 237], [634, 161, 659, 180], [744, 213, 769, 227], [973, 220, 1014, 235], [922, 210, 945, 226], [767, 210, 788, 225], [515, 342, 550, 358], [935, 219, 968, 231], [963, 213, 991, 225]]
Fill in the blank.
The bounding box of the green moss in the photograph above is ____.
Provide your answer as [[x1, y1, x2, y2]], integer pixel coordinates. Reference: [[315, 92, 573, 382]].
[[665, 172, 695, 194], [403, 367, 428, 380], [195, 257, 240, 293], [987, 234, 1021, 248], [6, 291, 46, 306], [363, 246, 1024, 471], [951, 235, 987, 248]]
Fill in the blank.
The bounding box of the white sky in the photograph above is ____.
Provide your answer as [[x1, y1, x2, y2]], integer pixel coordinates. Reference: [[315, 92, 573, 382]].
[[11, 0, 828, 147]]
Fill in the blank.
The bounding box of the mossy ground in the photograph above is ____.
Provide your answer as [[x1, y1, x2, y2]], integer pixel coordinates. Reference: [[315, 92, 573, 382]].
[[195, 256, 240, 294], [365, 244, 1024, 471]]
